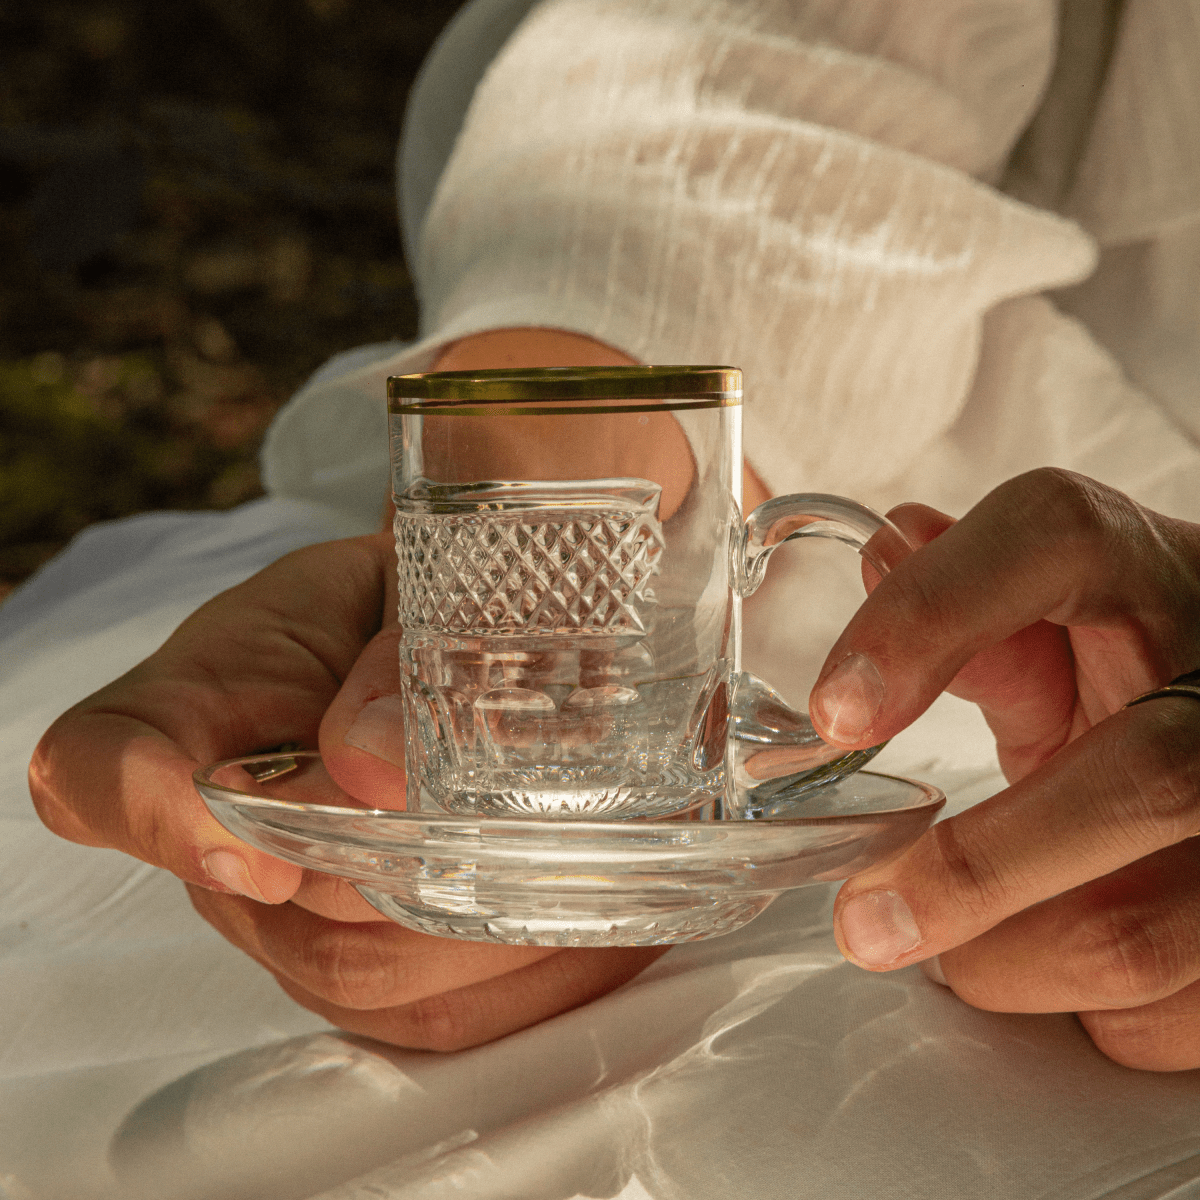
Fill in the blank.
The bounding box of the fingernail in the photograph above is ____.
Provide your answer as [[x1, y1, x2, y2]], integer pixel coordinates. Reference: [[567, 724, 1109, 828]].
[[838, 889, 922, 967], [920, 955, 949, 987], [202, 849, 266, 901], [344, 694, 406, 766], [812, 652, 884, 744]]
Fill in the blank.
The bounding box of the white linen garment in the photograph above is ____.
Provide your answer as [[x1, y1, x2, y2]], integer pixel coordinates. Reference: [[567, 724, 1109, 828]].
[[2, 2, 1200, 1197], [265, 0, 1200, 702]]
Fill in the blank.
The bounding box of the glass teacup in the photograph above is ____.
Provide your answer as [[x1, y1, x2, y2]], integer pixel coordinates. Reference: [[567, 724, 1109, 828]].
[[388, 365, 908, 820]]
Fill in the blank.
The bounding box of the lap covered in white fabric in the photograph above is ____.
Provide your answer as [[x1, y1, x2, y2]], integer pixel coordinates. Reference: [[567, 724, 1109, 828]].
[[5, 0, 1200, 1195]]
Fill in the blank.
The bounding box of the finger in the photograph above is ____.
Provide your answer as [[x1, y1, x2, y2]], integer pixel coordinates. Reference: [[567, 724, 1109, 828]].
[[859, 502, 1077, 779], [152, 531, 392, 756], [809, 469, 1200, 752], [319, 521, 408, 807], [934, 837, 1200, 1014], [268, 943, 668, 1052], [289, 870, 396, 923], [319, 627, 408, 809], [859, 502, 956, 594], [187, 884, 559, 1010], [884, 504, 1082, 778], [31, 715, 303, 903], [1079, 977, 1200, 1072], [832, 695, 1200, 972], [29, 535, 393, 901]]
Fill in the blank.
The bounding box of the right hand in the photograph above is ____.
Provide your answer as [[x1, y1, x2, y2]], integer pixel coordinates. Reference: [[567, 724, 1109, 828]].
[[810, 469, 1200, 1070], [29, 531, 666, 1051]]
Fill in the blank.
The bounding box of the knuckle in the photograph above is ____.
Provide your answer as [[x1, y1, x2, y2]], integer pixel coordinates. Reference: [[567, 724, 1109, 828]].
[[27, 729, 95, 846], [28, 734, 62, 824], [401, 991, 480, 1053], [929, 818, 1019, 925], [1077, 1006, 1193, 1072], [880, 559, 944, 623], [1111, 710, 1200, 841], [133, 798, 173, 874], [1000, 469, 1133, 565], [1069, 908, 1179, 1008], [298, 927, 405, 1010], [1005, 468, 1107, 529], [866, 559, 951, 661], [28, 779, 73, 840]]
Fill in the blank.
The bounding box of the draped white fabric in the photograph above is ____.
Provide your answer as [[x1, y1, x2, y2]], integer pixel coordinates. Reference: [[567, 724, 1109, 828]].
[[263, 0, 1200, 701], [3, 2, 1200, 1197]]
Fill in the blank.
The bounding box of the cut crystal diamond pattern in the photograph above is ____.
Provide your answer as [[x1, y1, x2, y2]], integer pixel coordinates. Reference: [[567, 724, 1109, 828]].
[[395, 506, 665, 634]]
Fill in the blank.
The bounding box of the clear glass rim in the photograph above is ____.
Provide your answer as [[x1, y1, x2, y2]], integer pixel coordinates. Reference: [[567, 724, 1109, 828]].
[[194, 751, 945, 830], [387, 365, 742, 414]]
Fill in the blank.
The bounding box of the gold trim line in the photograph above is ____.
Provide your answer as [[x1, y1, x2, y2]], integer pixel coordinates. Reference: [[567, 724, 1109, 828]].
[[387, 364, 742, 407], [389, 398, 738, 416]]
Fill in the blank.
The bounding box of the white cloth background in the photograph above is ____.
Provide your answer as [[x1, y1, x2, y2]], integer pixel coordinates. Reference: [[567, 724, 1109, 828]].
[[2, 1, 1200, 1197]]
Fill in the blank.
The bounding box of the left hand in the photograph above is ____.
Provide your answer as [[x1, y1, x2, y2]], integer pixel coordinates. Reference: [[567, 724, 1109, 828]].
[[30, 532, 666, 1051], [808, 468, 1200, 1071]]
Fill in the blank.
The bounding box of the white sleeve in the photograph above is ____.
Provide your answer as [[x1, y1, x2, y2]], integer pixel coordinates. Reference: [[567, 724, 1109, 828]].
[[415, 0, 1096, 498]]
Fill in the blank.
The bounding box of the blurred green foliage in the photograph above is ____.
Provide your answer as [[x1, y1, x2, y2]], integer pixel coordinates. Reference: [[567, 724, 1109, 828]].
[[0, 0, 465, 593], [0, 351, 251, 578], [1, 357, 140, 554]]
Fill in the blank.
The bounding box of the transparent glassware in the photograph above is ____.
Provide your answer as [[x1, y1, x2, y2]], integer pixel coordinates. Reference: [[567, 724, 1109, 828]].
[[388, 365, 912, 821], [195, 752, 944, 946]]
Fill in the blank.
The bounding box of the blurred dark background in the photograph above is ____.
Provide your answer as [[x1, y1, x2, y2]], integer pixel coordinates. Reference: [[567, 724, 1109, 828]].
[[0, 0, 465, 599]]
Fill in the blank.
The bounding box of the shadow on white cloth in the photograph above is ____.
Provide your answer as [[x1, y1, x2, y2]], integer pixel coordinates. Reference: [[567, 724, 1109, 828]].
[[0, 497, 366, 1200], [106, 881, 1200, 1200], [6, 0, 1200, 1191]]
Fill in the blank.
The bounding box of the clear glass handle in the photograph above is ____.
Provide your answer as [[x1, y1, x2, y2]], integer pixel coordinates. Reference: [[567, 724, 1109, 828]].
[[730, 493, 914, 818], [734, 493, 912, 599]]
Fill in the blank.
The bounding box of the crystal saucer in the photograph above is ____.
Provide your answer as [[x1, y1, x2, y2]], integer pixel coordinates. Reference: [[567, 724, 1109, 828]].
[[195, 753, 942, 947]]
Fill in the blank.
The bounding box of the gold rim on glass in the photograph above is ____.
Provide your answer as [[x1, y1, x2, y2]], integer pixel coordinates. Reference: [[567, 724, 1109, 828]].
[[387, 365, 742, 415]]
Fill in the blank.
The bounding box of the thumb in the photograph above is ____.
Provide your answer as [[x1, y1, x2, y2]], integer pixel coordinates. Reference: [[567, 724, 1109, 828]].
[[319, 624, 408, 808], [319, 525, 407, 808]]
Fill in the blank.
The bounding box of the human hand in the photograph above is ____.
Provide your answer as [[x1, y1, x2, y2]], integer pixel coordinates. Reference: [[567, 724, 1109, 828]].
[[29, 532, 665, 1051], [808, 468, 1200, 1070]]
